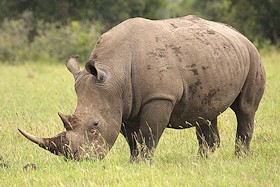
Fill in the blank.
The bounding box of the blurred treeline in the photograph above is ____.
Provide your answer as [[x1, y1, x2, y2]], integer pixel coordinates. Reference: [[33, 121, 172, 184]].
[[0, 0, 279, 64]]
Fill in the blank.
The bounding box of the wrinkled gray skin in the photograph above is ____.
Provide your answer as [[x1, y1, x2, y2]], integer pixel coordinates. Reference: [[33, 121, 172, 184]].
[[19, 15, 266, 161]]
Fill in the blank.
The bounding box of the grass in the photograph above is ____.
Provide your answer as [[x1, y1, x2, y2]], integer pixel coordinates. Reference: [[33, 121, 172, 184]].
[[0, 51, 279, 186]]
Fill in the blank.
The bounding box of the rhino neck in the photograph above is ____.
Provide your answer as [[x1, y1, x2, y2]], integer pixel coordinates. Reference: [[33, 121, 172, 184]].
[[89, 35, 135, 121]]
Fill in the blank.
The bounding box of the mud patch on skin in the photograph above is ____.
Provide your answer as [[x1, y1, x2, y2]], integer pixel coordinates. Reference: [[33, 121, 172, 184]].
[[159, 66, 173, 73], [189, 80, 202, 94], [202, 89, 218, 105], [189, 68, 199, 75], [96, 36, 103, 45], [148, 48, 167, 58], [93, 54, 98, 59], [170, 23, 178, 28], [188, 15, 200, 23], [202, 65, 209, 70], [188, 64, 199, 75], [169, 45, 182, 55], [155, 36, 159, 43], [196, 35, 210, 45], [169, 44, 183, 62], [206, 29, 216, 35]]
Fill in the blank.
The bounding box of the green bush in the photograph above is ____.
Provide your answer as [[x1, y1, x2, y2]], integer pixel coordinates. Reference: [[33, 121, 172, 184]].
[[30, 21, 102, 63], [0, 18, 102, 64], [0, 19, 29, 63]]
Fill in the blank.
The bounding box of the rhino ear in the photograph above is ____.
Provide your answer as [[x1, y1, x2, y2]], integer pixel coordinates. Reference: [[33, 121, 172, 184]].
[[66, 55, 81, 80], [85, 60, 108, 83]]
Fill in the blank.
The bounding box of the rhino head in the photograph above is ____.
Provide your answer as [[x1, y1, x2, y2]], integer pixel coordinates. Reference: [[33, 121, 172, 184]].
[[19, 56, 122, 160]]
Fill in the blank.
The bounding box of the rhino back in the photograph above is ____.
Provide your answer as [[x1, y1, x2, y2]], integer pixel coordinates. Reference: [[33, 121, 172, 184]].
[[90, 16, 260, 124]]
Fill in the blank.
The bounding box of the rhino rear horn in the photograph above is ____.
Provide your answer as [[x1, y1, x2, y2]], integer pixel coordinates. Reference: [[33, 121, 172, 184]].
[[58, 112, 73, 130], [66, 55, 81, 80]]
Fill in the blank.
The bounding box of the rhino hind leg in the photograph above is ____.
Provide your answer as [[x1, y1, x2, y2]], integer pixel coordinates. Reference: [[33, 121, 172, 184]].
[[195, 118, 220, 157], [231, 96, 255, 156], [230, 56, 265, 156]]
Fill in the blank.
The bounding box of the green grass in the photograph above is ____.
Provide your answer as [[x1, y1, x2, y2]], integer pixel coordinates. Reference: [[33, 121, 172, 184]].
[[0, 52, 279, 186]]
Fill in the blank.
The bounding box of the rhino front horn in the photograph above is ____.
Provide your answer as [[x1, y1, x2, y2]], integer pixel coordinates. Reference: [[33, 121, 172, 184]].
[[18, 128, 48, 148], [18, 129, 67, 156], [66, 55, 81, 80]]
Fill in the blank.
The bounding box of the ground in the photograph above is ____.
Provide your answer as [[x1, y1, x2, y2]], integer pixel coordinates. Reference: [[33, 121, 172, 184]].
[[0, 51, 279, 186]]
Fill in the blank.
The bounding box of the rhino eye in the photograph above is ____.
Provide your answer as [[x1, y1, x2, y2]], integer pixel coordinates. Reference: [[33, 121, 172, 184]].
[[93, 121, 99, 126], [91, 121, 99, 128], [89, 121, 99, 133]]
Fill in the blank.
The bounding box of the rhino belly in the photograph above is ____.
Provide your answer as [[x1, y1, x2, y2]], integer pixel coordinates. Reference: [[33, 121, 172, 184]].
[[168, 83, 241, 129]]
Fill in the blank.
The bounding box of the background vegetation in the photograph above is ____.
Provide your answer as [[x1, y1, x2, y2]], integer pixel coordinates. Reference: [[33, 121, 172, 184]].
[[0, 0, 279, 63]]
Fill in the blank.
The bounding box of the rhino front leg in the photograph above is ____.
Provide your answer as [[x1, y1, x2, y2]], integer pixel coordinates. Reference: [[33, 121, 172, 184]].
[[120, 122, 140, 162], [134, 100, 174, 161], [196, 118, 220, 157]]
